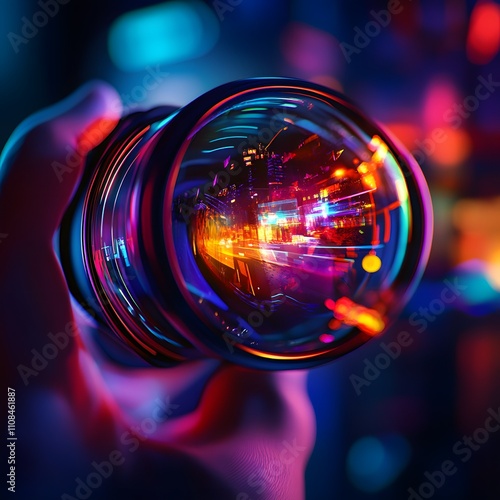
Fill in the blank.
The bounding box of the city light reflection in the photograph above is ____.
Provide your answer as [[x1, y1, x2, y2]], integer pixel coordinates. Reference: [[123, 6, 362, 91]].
[[169, 89, 419, 358]]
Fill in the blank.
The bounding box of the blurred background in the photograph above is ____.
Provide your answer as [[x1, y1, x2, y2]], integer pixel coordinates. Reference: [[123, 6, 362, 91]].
[[2, 0, 500, 498]]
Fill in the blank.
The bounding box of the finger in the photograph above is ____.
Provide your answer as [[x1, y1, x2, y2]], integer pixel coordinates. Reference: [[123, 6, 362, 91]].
[[152, 366, 316, 499], [0, 81, 121, 240], [0, 82, 120, 385]]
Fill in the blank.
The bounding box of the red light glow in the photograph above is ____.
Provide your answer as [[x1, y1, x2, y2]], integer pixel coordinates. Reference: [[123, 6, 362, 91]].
[[467, 1, 500, 64]]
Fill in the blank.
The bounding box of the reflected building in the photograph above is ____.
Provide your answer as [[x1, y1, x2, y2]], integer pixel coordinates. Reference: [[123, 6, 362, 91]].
[[267, 151, 285, 198], [207, 135, 376, 248], [242, 144, 285, 198]]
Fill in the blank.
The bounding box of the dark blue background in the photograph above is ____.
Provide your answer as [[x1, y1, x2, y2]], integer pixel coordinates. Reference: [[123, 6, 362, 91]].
[[2, 1, 500, 498]]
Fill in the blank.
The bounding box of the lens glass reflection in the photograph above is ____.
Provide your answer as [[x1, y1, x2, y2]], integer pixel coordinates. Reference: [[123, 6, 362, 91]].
[[171, 92, 412, 357]]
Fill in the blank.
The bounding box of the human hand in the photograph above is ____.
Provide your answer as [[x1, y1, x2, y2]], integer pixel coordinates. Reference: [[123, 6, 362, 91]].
[[0, 82, 315, 500]]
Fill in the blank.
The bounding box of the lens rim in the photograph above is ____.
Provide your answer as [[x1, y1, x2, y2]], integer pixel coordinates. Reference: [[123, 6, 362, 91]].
[[81, 107, 204, 366]]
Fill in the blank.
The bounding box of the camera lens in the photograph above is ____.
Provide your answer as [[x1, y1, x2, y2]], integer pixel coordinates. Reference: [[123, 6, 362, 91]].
[[63, 78, 432, 369]]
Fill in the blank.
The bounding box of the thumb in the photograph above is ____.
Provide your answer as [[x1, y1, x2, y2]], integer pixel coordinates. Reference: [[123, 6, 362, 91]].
[[0, 81, 121, 239], [0, 82, 120, 385]]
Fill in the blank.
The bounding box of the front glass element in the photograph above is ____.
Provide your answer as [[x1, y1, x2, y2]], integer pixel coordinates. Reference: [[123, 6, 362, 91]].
[[169, 88, 427, 361], [79, 80, 431, 368]]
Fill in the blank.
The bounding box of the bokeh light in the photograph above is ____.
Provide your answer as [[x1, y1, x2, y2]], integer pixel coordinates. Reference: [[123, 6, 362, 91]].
[[108, 1, 220, 72], [346, 434, 411, 493], [431, 128, 472, 168], [466, 0, 500, 65], [362, 253, 382, 273], [281, 22, 341, 76]]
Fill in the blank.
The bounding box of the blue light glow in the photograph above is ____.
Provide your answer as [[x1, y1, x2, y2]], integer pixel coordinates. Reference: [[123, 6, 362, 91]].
[[460, 270, 499, 305], [347, 434, 411, 493], [201, 146, 235, 154], [216, 126, 259, 132], [108, 1, 220, 72], [209, 136, 248, 143]]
